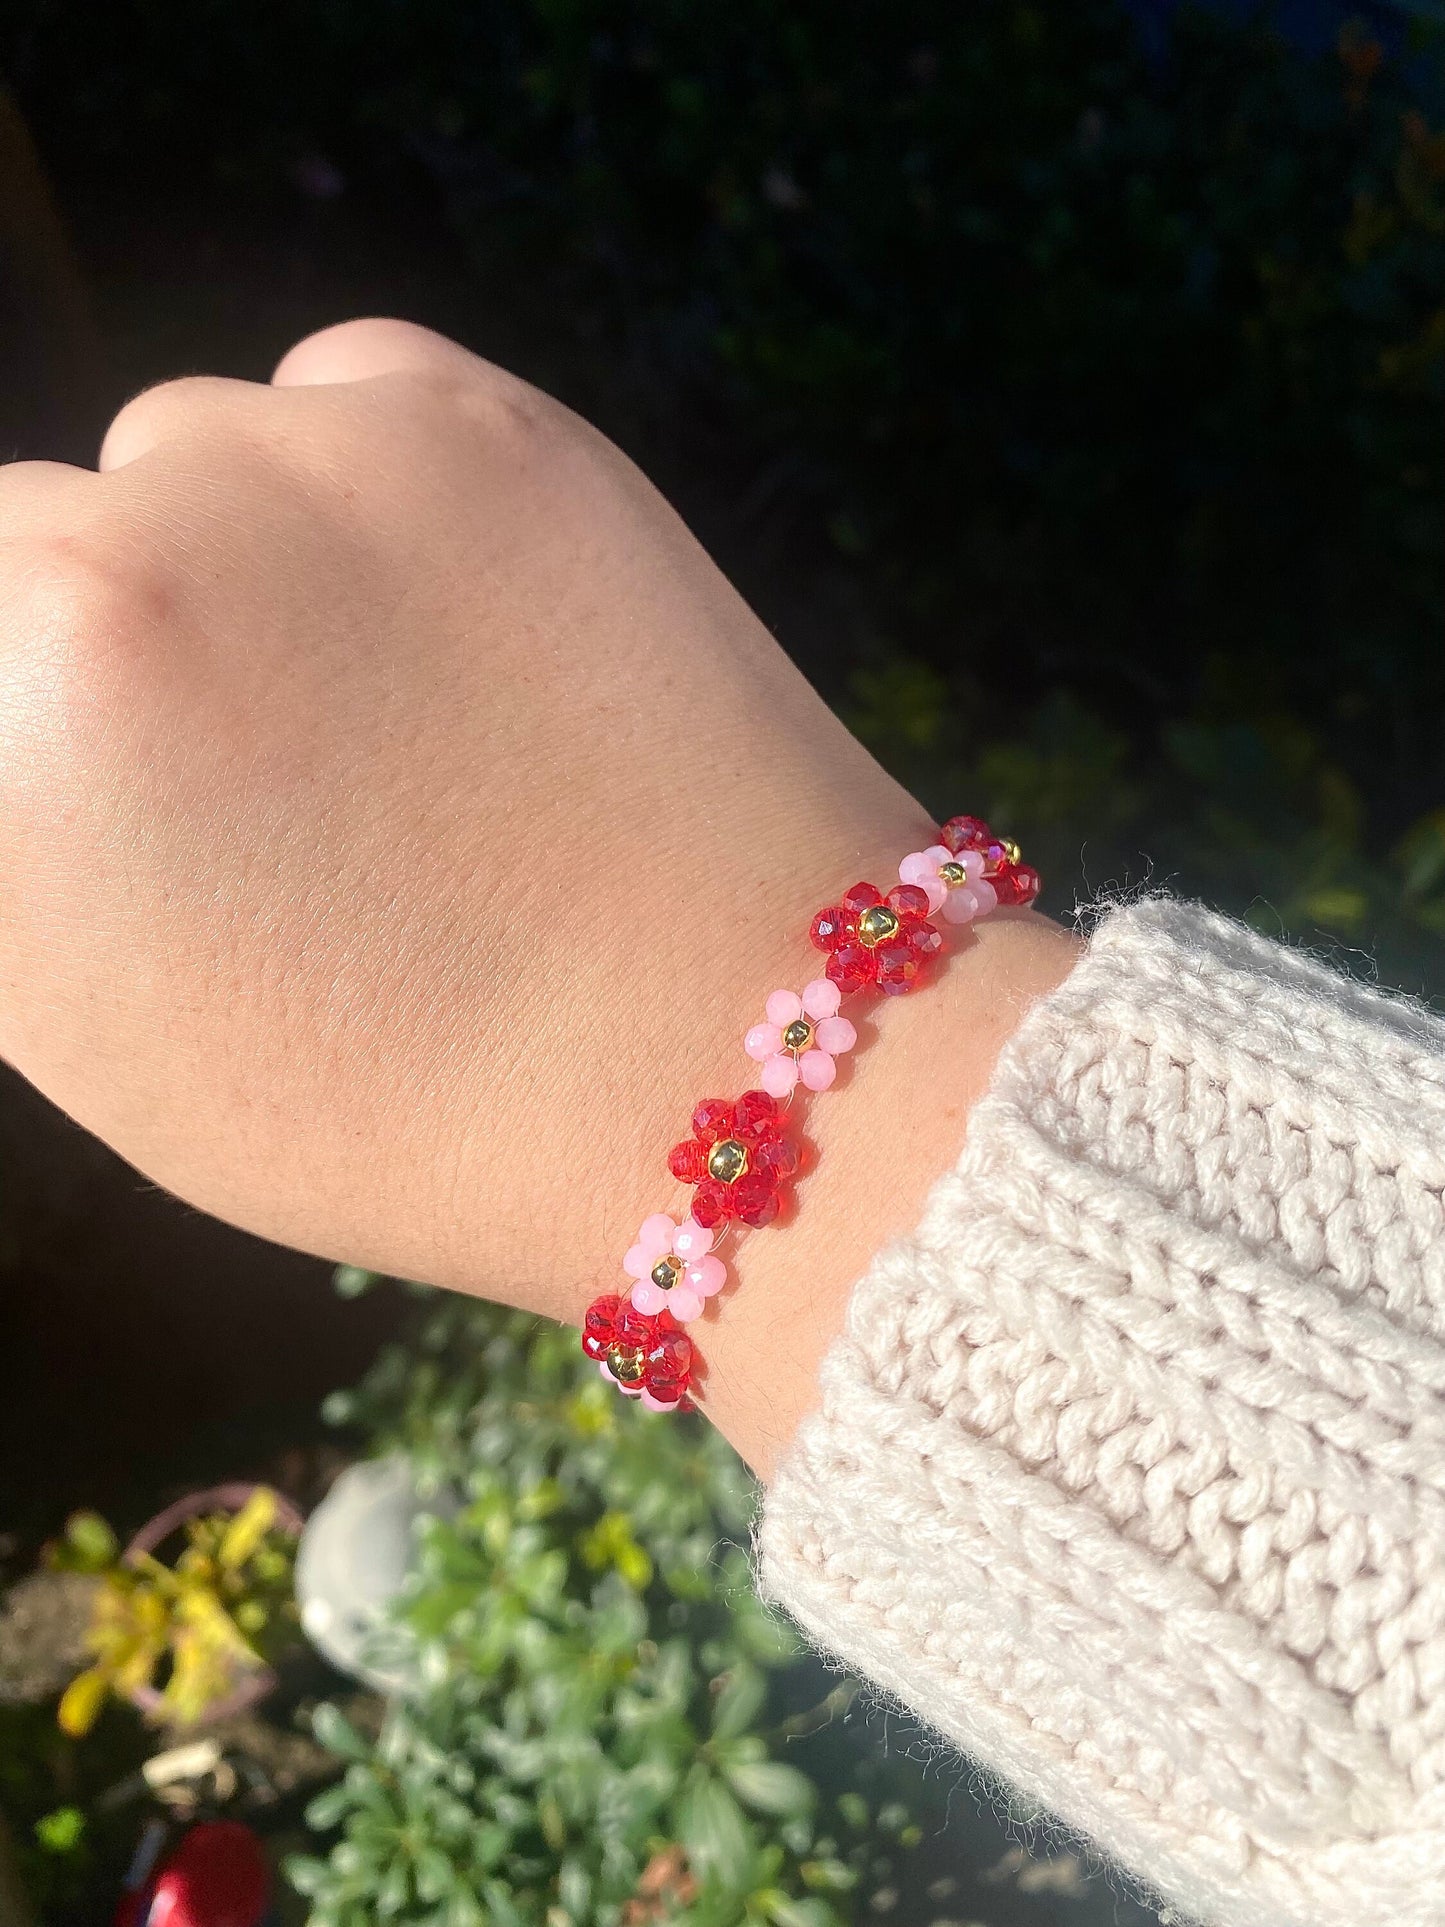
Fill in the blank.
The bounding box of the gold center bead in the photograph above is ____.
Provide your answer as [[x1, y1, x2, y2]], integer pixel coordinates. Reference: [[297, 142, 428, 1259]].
[[782, 1018, 814, 1052], [938, 860, 967, 887], [650, 1256, 681, 1291], [999, 836, 1021, 865], [856, 904, 901, 948], [706, 1137, 750, 1185], [606, 1342, 646, 1385]]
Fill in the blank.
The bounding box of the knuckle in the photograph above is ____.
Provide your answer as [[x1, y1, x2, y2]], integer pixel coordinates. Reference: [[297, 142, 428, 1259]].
[[456, 361, 551, 437], [0, 533, 172, 732], [101, 375, 247, 466], [411, 358, 551, 444], [109, 373, 227, 426]]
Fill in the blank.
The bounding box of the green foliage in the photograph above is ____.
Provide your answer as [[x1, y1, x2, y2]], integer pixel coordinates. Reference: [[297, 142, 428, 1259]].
[[855, 670, 1445, 996], [293, 1299, 917, 1927], [8, 1, 1445, 982]]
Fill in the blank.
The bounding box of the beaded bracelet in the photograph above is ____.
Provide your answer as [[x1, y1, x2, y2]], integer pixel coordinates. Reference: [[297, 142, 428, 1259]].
[[580, 815, 1040, 1412]]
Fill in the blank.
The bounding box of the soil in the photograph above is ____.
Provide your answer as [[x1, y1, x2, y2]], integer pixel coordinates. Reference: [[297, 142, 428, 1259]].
[[0, 1576, 96, 1707]]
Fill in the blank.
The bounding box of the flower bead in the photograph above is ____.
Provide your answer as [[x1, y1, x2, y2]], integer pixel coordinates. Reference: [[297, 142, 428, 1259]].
[[623, 1211, 727, 1321], [808, 881, 942, 996], [666, 1091, 801, 1229], [898, 843, 997, 925], [745, 978, 858, 1097], [582, 1293, 693, 1410], [936, 815, 1039, 908]]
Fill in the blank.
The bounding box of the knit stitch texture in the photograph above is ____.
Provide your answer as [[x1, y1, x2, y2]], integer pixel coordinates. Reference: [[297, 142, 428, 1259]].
[[759, 898, 1445, 1927]]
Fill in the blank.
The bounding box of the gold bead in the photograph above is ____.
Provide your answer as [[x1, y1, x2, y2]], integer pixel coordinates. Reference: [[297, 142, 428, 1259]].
[[650, 1256, 681, 1292], [706, 1137, 749, 1185], [782, 1017, 814, 1052], [938, 861, 967, 887], [856, 904, 901, 948], [1000, 837, 1021, 865], [606, 1342, 646, 1385]]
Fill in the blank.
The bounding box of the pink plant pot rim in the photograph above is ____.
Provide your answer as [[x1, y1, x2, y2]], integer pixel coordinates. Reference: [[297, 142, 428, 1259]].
[[123, 1482, 305, 1727]]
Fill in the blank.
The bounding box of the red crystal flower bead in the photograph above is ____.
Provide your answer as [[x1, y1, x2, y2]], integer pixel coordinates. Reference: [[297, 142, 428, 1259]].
[[666, 1090, 800, 1229], [941, 814, 1040, 905], [582, 1293, 693, 1407], [808, 879, 942, 996]]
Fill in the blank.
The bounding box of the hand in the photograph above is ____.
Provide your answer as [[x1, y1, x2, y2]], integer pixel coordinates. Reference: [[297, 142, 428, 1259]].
[[0, 319, 1076, 1470]]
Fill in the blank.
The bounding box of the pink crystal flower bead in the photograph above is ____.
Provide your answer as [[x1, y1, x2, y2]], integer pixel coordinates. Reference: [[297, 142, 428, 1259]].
[[898, 844, 998, 924], [623, 1212, 726, 1322], [744, 978, 858, 1097]]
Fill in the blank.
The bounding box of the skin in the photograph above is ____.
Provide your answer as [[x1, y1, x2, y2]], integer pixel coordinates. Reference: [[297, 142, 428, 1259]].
[[0, 318, 1079, 1475]]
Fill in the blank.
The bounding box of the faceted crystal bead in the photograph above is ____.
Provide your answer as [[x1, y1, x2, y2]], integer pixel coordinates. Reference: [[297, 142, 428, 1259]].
[[842, 880, 883, 915], [939, 815, 991, 854], [691, 1097, 735, 1143], [615, 1303, 655, 1350], [908, 922, 943, 958], [887, 883, 930, 918], [992, 862, 1040, 906], [668, 1138, 708, 1183], [733, 1089, 780, 1140], [756, 1136, 801, 1180], [581, 1294, 622, 1360], [691, 1181, 729, 1228], [875, 940, 918, 993], [809, 906, 848, 951], [826, 942, 873, 993], [733, 1174, 780, 1228], [650, 1323, 692, 1382]]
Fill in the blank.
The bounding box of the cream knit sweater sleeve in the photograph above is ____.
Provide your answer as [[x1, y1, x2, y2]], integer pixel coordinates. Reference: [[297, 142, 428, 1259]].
[[758, 897, 1445, 1927]]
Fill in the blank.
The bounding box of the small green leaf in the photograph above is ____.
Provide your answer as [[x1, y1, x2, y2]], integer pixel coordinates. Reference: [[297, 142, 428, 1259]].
[[34, 1807, 85, 1854], [1296, 885, 1368, 933], [724, 1760, 817, 1818], [311, 1702, 372, 1762], [58, 1511, 118, 1572], [305, 1782, 358, 1832], [676, 1774, 754, 1885], [765, 1897, 842, 1927], [334, 1265, 381, 1299], [283, 1854, 336, 1897], [711, 1663, 767, 1741]]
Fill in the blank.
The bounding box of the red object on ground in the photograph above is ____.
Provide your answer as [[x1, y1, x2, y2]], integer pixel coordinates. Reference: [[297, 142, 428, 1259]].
[[113, 1822, 270, 1927]]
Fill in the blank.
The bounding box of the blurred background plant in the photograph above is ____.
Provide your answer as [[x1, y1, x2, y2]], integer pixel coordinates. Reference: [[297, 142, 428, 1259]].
[[7, 0, 1445, 977], [287, 1298, 940, 1927], [46, 1490, 299, 1740], [3, 0, 1445, 1921]]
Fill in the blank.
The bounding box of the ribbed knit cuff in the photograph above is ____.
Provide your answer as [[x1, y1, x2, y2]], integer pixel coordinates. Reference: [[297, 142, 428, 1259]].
[[759, 897, 1445, 1927]]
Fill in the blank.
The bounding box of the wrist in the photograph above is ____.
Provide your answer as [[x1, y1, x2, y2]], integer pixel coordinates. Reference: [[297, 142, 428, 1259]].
[[700, 905, 1079, 1475], [514, 793, 1078, 1476]]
